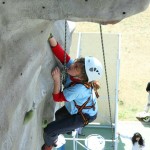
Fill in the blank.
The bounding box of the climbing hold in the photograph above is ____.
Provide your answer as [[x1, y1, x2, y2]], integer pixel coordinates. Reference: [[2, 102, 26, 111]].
[[42, 90, 47, 97], [42, 119, 48, 128], [48, 33, 53, 40], [23, 109, 34, 125]]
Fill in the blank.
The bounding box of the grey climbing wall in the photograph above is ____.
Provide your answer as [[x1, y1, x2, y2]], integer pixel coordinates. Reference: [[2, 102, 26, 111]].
[[0, 0, 150, 149]]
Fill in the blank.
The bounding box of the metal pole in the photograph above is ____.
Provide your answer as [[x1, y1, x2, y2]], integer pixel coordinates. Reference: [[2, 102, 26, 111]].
[[65, 137, 118, 142], [114, 33, 121, 150], [76, 32, 82, 58]]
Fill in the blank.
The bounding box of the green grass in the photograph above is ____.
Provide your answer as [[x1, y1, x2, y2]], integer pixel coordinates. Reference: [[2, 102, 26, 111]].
[[118, 105, 143, 121]]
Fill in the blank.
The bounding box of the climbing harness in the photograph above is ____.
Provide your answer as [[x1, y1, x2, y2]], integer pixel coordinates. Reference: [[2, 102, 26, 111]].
[[74, 97, 93, 126], [99, 24, 114, 149], [69, 82, 97, 126]]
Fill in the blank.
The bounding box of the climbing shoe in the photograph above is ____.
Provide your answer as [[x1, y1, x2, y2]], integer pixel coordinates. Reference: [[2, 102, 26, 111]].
[[41, 144, 53, 150], [55, 134, 66, 148]]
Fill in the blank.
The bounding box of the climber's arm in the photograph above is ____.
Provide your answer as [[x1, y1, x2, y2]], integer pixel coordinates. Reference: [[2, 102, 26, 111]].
[[48, 34, 57, 47], [52, 93, 67, 102], [51, 66, 67, 102], [48, 35, 70, 64]]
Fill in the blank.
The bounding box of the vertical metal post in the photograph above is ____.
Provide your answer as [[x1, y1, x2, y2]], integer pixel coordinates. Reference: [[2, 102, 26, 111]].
[[72, 130, 77, 150], [76, 32, 82, 58], [114, 34, 121, 150]]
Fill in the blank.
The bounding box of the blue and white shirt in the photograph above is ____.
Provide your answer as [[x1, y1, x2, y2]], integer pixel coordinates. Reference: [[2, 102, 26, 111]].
[[63, 59, 98, 116]]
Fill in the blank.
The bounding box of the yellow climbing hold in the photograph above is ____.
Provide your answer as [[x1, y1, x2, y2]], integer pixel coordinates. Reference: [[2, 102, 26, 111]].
[[23, 109, 34, 125], [42, 119, 48, 128]]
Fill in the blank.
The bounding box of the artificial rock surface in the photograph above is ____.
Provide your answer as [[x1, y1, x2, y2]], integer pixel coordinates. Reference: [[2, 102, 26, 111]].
[[0, 0, 149, 150]]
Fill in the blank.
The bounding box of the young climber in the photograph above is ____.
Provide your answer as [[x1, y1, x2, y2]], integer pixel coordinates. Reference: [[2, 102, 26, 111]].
[[118, 132, 145, 150], [41, 34, 103, 150], [144, 82, 150, 113]]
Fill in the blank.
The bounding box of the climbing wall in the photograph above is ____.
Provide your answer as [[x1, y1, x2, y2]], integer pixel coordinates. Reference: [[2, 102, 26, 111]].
[[0, 0, 150, 149]]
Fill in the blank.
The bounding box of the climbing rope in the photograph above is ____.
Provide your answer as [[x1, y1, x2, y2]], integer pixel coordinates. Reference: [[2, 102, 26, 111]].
[[99, 24, 115, 149], [61, 20, 67, 88]]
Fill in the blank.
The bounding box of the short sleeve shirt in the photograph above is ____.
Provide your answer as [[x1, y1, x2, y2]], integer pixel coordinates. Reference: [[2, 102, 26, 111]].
[[63, 59, 98, 116]]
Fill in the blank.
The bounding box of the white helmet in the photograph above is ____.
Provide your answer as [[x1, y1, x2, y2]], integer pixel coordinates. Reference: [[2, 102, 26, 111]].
[[85, 56, 103, 82]]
